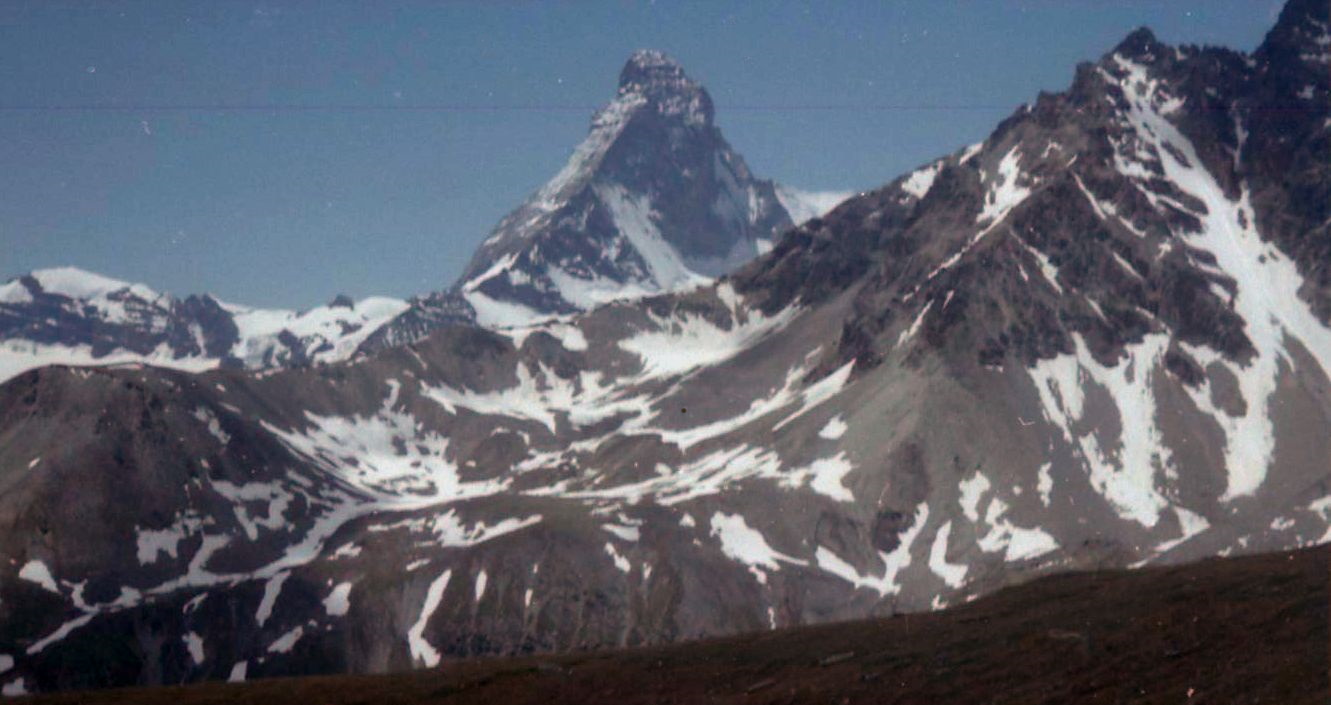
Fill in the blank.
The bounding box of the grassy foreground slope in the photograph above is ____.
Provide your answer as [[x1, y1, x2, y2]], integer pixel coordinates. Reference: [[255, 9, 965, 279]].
[[26, 545, 1328, 704]]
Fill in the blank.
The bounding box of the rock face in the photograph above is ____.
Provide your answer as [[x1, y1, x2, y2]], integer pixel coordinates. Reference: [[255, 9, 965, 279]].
[[375, 49, 843, 334], [0, 267, 409, 382], [0, 1, 1329, 696], [21, 546, 1325, 704], [0, 51, 844, 376], [453, 50, 792, 322]]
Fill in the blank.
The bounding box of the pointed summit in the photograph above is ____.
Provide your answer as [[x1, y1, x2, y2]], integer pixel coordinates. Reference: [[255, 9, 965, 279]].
[[619, 49, 688, 86], [613, 49, 713, 126], [363, 49, 846, 342], [441, 49, 799, 326], [1112, 26, 1165, 61]]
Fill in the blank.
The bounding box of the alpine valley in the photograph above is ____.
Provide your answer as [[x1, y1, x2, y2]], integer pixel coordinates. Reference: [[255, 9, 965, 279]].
[[0, 0, 1328, 696]]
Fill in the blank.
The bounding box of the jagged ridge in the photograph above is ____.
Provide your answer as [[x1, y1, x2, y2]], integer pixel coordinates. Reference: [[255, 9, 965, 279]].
[[0, 2, 1327, 697]]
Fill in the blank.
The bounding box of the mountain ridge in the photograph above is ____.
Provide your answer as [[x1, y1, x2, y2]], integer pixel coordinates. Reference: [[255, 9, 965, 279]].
[[0, 266, 408, 382], [393, 48, 842, 332], [0, 49, 848, 379], [0, 2, 1327, 696]]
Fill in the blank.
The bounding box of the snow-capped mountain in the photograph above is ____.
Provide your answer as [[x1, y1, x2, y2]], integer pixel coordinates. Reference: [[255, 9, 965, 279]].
[[0, 51, 846, 377], [0, 0, 1328, 696], [0, 267, 408, 382], [381, 50, 846, 332]]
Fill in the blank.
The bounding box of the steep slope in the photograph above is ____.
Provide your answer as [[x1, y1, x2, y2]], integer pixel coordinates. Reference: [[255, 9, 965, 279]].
[[374, 50, 842, 334], [0, 268, 409, 383], [25, 545, 1329, 705], [0, 1, 1327, 696], [775, 185, 856, 227]]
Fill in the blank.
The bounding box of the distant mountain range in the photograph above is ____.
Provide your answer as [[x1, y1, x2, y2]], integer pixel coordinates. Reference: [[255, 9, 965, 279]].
[[0, 267, 408, 382], [0, 50, 848, 381], [0, 0, 1327, 697]]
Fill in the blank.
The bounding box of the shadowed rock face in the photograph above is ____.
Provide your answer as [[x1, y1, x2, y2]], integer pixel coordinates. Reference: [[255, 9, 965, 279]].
[[375, 49, 830, 335], [0, 1, 1329, 696], [18, 545, 1327, 705]]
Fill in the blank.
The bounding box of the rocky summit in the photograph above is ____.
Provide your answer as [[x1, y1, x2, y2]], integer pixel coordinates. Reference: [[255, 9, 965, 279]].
[[0, 0, 1328, 697], [374, 49, 845, 336], [0, 51, 844, 377], [451, 49, 790, 320]]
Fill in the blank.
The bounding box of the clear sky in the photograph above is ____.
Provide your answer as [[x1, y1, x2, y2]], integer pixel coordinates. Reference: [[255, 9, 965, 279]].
[[0, 0, 1282, 309]]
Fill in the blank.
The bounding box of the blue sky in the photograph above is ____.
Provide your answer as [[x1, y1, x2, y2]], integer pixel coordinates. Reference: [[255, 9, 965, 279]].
[[0, 0, 1282, 309]]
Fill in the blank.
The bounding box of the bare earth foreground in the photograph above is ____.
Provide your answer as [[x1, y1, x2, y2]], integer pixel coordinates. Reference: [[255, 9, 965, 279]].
[[20, 545, 1328, 705]]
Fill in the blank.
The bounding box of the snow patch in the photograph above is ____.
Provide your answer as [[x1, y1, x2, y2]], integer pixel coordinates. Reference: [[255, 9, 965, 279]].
[[473, 570, 488, 603], [192, 407, 230, 445], [976, 146, 1033, 229], [775, 185, 852, 225], [818, 415, 847, 440], [183, 632, 205, 665], [429, 510, 543, 548], [709, 512, 806, 585], [603, 523, 640, 542], [136, 522, 191, 566], [1030, 333, 1172, 527], [1107, 55, 1331, 499], [975, 497, 1059, 562], [596, 183, 709, 292], [1155, 506, 1210, 553], [324, 582, 353, 617], [407, 569, 452, 667], [900, 161, 942, 200], [1037, 462, 1053, 507], [895, 300, 934, 348], [618, 302, 797, 382], [255, 572, 289, 627], [462, 290, 548, 329], [0, 339, 217, 385], [0, 279, 32, 305], [267, 625, 304, 654], [958, 473, 991, 523], [603, 543, 631, 573], [815, 502, 929, 596], [18, 561, 58, 594], [928, 521, 968, 588], [788, 452, 855, 502], [225, 296, 407, 369]]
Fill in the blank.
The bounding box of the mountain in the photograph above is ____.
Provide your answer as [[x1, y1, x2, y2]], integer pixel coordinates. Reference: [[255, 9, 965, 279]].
[[0, 267, 408, 382], [0, 0, 1328, 696], [0, 51, 847, 378], [375, 49, 847, 334]]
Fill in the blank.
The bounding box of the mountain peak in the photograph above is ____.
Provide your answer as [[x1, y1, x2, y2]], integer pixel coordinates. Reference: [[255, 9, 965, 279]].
[[615, 49, 713, 126], [619, 49, 687, 86], [435, 47, 796, 328], [27, 266, 160, 302], [1112, 26, 1165, 60]]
